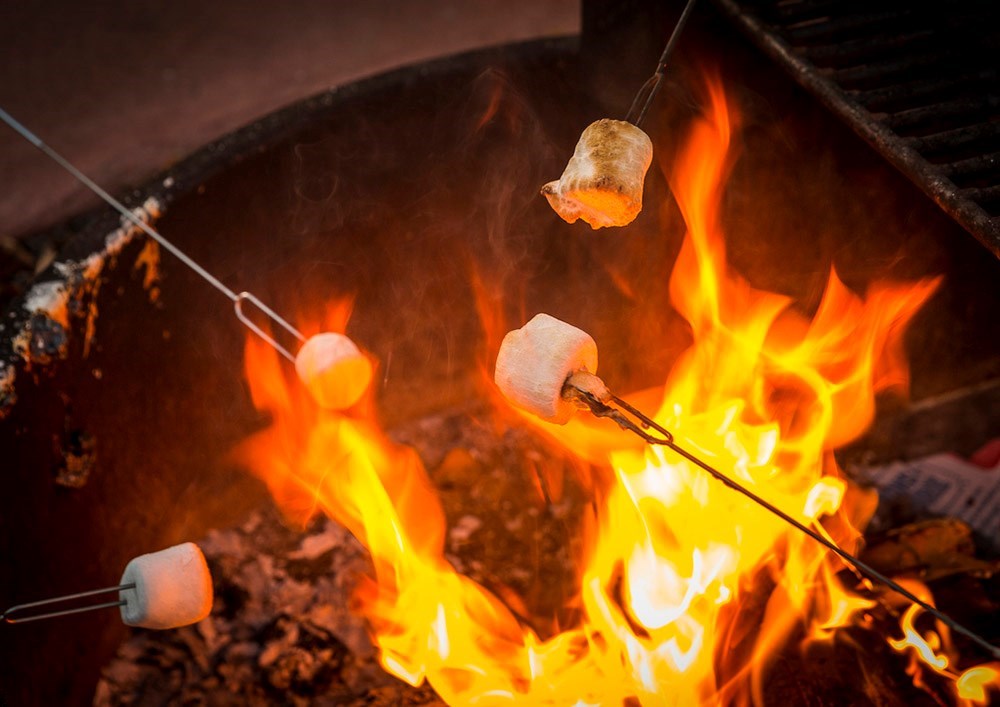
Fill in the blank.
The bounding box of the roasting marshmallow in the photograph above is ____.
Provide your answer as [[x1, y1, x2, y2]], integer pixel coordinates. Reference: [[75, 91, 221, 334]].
[[565, 369, 611, 404], [295, 332, 373, 410], [119, 542, 212, 629], [541, 119, 653, 229], [495, 313, 598, 424]]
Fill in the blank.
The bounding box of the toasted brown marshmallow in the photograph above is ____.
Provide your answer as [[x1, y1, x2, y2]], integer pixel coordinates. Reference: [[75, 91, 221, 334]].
[[541, 119, 653, 230]]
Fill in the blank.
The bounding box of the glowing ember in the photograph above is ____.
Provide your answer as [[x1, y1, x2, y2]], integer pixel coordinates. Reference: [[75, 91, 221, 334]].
[[238, 76, 998, 704]]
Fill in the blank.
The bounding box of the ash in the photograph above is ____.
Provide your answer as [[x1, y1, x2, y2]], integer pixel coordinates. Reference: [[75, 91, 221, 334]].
[[95, 409, 590, 706], [95, 408, 999, 706], [95, 509, 441, 706]]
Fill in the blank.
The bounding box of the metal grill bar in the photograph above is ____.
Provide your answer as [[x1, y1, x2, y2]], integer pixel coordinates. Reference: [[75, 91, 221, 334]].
[[852, 70, 997, 112], [881, 97, 999, 134], [829, 50, 960, 87], [769, 0, 845, 25], [784, 10, 914, 43], [712, 0, 1000, 257], [939, 152, 1000, 181], [802, 30, 934, 66], [905, 123, 1000, 155]]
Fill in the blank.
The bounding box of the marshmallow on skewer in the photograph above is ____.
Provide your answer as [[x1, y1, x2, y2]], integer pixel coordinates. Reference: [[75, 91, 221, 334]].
[[541, 119, 653, 230], [295, 332, 373, 410], [119, 542, 212, 629], [495, 313, 598, 424]]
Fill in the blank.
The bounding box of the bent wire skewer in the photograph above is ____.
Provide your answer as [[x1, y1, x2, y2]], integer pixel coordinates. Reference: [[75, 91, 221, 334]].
[[0, 107, 306, 362], [561, 373, 1000, 660], [2, 583, 135, 624]]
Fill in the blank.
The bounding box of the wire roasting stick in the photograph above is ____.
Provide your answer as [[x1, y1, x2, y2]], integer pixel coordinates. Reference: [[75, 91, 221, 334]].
[[2, 543, 212, 628], [495, 313, 1000, 660], [0, 108, 373, 411], [2, 583, 134, 624], [624, 0, 700, 128], [0, 107, 305, 363]]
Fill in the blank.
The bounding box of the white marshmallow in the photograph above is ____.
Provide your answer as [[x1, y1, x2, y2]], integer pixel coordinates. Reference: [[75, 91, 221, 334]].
[[494, 313, 598, 424], [119, 542, 212, 629], [541, 119, 653, 230], [295, 332, 373, 410]]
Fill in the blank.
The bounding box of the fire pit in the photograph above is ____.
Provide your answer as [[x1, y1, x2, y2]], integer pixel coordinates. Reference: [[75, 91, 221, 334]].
[[1, 6, 998, 705]]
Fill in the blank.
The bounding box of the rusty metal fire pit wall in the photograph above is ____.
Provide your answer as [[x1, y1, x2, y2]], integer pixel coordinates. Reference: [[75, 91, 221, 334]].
[[0, 18, 999, 706]]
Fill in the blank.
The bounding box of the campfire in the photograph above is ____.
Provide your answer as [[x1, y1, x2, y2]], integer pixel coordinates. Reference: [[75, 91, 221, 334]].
[[3, 8, 999, 704], [181, 77, 992, 704]]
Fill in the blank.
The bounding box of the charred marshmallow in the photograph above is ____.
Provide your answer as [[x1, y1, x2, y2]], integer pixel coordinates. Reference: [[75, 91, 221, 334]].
[[541, 119, 653, 229], [295, 333, 373, 410], [495, 313, 598, 424], [119, 543, 213, 629]]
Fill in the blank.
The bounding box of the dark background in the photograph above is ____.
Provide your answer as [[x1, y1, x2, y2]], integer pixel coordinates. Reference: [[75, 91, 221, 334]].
[[0, 1, 578, 242]]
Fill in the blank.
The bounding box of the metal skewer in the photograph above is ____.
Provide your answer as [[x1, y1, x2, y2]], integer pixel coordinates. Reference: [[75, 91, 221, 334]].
[[2, 583, 135, 624], [0, 107, 305, 362], [561, 374, 1000, 661], [625, 0, 700, 128]]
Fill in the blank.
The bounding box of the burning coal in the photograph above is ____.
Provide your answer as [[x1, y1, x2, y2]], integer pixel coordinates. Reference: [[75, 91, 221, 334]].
[[238, 75, 998, 705]]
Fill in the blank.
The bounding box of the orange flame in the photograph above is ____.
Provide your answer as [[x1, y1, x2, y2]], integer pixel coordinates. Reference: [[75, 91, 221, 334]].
[[957, 664, 1000, 704], [236, 75, 1000, 704], [884, 580, 1000, 705]]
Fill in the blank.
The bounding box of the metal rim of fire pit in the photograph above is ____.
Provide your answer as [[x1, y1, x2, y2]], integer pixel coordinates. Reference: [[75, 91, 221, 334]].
[[0, 35, 579, 417], [711, 0, 1000, 259]]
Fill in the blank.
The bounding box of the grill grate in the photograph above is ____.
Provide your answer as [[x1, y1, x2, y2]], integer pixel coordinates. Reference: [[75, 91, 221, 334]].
[[711, 0, 1000, 257]]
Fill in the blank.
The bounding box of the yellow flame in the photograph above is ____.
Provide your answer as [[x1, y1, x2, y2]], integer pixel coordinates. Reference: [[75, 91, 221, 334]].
[[881, 580, 999, 705], [890, 604, 949, 671], [234, 74, 997, 706], [956, 663, 1000, 704]]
